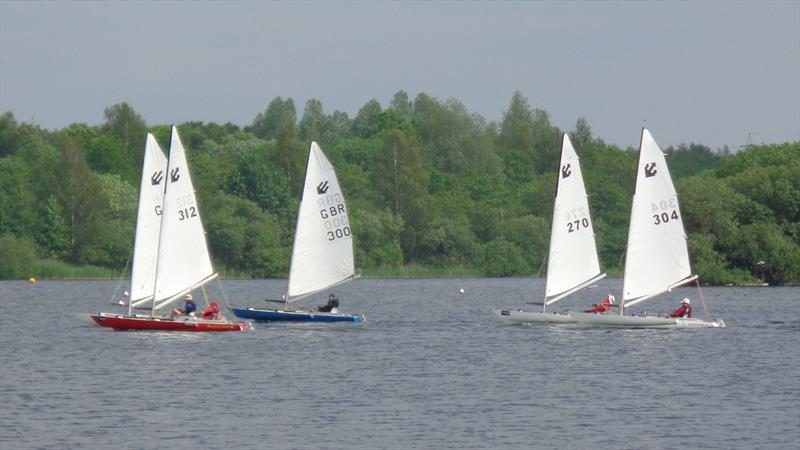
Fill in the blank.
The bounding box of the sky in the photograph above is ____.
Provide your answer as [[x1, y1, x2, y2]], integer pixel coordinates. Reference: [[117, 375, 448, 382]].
[[1, 1, 798, 151]]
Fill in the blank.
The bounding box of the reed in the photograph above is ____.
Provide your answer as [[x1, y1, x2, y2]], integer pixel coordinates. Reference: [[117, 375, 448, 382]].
[[33, 259, 119, 279]]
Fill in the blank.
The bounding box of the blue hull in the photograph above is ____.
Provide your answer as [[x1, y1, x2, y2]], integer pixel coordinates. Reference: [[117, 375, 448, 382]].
[[231, 307, 364, 323]]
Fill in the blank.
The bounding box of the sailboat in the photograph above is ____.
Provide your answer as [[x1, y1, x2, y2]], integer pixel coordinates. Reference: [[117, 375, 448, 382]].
[[79, 133, 166, 326], [494, 133, 606, 324], [570, 128, 725, 328], [231, 142, 364, 323], [89, 127, 250, 332]]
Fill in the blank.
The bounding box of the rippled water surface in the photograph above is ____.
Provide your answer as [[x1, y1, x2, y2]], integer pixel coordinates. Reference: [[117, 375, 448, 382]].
[[1, 279, 798, 449]]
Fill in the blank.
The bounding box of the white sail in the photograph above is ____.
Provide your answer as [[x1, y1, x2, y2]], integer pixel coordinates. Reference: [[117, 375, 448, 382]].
[[129, 134, 168, 306], [153, 127, 216, 310], [623, 128, 692, 306], [545, 133, 604, 304], [286, 141, 355, 301]]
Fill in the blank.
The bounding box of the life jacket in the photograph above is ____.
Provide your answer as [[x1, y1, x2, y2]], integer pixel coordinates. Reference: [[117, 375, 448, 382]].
[[202, 305, 219, 320], [585, 299, 612, 313]]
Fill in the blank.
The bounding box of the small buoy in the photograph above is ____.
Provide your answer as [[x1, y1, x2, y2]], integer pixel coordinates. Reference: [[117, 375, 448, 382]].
[[123, 291, 130, 297], [459, 288, 465, 294], [28, 277, 37, 284]]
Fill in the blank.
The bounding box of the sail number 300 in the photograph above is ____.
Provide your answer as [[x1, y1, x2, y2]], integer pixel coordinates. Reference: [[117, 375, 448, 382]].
[[319, 202, 351, 242], [178, 206, 197, 221]]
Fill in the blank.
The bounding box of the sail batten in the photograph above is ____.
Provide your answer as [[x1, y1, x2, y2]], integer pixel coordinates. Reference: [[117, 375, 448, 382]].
[[622, 129, 692, 302], [544, 134, 603, 303], [286, 142, 355, 300]]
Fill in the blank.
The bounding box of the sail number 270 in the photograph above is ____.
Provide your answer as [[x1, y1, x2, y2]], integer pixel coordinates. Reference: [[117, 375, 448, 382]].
[[651, 199, 679, 225], [567, 218, 590, 233]]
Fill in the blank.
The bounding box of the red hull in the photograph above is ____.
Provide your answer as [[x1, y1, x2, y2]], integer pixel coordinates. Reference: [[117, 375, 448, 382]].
[[89, 314, 250, 332]]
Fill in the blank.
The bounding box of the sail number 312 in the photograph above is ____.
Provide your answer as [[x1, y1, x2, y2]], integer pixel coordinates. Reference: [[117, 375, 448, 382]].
[[178, 207, 197, 221]]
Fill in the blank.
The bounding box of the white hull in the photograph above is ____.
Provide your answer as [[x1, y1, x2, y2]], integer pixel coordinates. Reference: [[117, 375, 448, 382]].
[[570, 312, 725, 328], [494, 309, 577, 324], [675, 317, 726, 328]]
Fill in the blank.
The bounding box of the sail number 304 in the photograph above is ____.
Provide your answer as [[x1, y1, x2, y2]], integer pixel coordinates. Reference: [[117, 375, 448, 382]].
[[651, 199, 679, 225]]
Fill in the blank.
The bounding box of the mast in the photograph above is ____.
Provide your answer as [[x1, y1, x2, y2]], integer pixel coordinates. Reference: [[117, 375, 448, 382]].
[[149, 130, 173, 317]]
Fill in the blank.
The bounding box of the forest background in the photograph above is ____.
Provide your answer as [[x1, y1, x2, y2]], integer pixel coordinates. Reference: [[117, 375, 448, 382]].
[[1, 91, 798, 285]]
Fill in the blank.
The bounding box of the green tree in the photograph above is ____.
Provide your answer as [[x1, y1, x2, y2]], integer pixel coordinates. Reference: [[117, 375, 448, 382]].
[[352, 99, 382, 138], [248, 97, 297, 140], [0, 112, 22, 157], [390, 90, 412, 117], [729, 223, 800, 285], [412, 94, 501, 176], [299, 98, 325, 142], [44, 137, 107, 263], [481, 238, 530, 277], [374, 130, 432, 260], [103, 102, 147, 169], [350, 208, 404, 268], [42, 195, 69, 258], [0, 156, 39, 239], [0, 234, 37, 279], [495, 215, 550, 274]]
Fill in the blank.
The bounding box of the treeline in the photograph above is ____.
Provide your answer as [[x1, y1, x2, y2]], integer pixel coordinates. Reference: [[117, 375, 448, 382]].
[[1, 91, 798, 284]]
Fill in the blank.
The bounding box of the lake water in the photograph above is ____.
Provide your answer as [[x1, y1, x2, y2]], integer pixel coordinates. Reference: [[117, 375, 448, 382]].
[[1, 278, 798, 449]]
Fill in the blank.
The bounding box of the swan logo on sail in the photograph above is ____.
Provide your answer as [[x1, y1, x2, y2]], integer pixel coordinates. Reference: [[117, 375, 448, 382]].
[[170, 167, 180, 183], [561, 163, 572, 179], [150, 171, 164, 186], [317, 181, 330, 195], [644, 162, 657, 178]]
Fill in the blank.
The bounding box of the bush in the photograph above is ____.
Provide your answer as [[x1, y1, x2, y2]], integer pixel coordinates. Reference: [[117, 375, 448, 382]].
[[481, 238, 530, 277], [0, 234, 38, 279]]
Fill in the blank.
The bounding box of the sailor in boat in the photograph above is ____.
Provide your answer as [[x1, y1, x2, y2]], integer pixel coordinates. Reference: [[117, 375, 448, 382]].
[[669, 298, 692, 318], [315, 294, 340, 313], [172, 294, 197, 318], [585, 295, 615, 313], [201, 301, 223, 320]]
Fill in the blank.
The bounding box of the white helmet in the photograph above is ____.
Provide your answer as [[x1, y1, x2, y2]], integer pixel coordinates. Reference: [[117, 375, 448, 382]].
[[682, 298, 690, 305]]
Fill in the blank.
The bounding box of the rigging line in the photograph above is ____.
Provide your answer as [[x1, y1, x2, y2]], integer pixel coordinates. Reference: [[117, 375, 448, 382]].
[[215, 277, 232, 309], [110, 258, 131, 304], [200, 284, 210, 307], [695, 278, 709, 320]]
